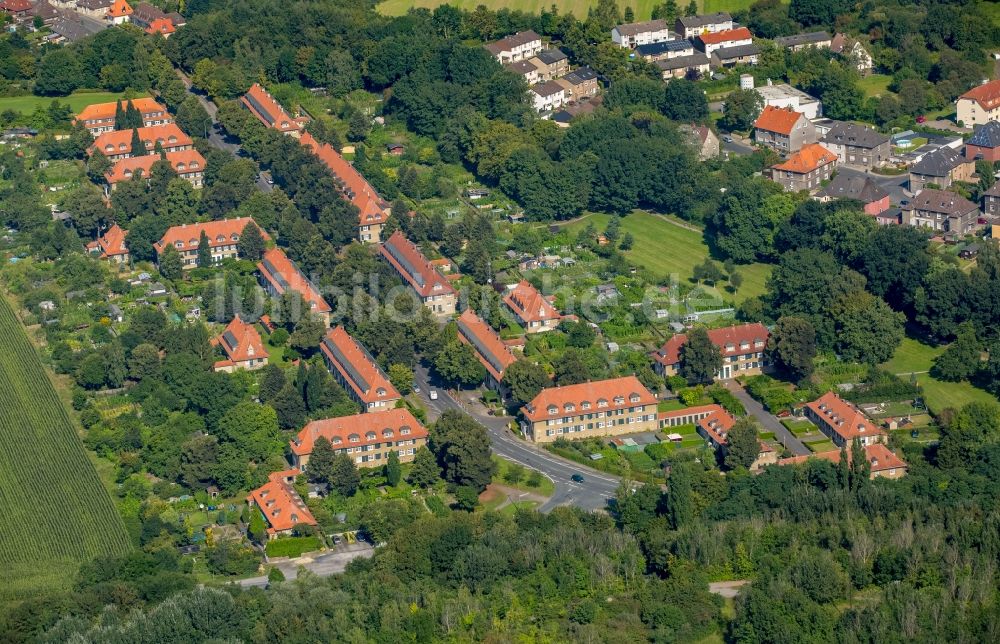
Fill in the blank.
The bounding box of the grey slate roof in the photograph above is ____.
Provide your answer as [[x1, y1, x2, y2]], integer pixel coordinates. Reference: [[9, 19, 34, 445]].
[[535, 48, 568, 65], [712, 43, 760, 60], [677, 12, 731, 29], [905, 189, 978, 216], [485, 30, 541, 54], [774, 32, 831, 48], [531, 80, 564, 97], [613, 19, 668, 37], [656, 53, 711, 71], [817, 174, 889, 203], [50, 14, 106, 42], [635, 39, 693, 57], [564, 66, 598, 84], [984, 180, 1000, 198], [968, 121, 1000, 149], [911, 147, 965, 177], [822, 122, 889, 149]]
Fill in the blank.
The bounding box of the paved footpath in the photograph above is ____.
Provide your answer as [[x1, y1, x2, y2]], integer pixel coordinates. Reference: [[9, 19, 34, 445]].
[[722, 380, 811, 456]]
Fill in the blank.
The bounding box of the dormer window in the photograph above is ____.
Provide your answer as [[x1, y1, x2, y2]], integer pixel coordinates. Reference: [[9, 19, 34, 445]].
[[614, 396, 624, 405], [564, 403, 575, 413], [547, 405, 558, 415], [382, 429, 394, 438], [331, 436, 342, 444], [349, 433, 360, 443], [174, 241, 183, 248], [365, 431, 376, 441], [725, 343, 735, 352], [581, 401, 591, 410], [176, 163, 186, 171], [400, 426, 410, 435], [216, 234, 225, 242], [231, 233, 239, 241], [376, 387, 387, 397], [188, 238, 197, 246], [597, 399, 608, 408], [630, 394, 640, 403]]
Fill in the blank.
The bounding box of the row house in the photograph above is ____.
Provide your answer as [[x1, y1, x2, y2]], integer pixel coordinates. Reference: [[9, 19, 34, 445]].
[[211, 315, 268, 373], [697, 27, 752, 55], [240, 83, 302, 135], [521, 376, 658, 444], [555, 67, 600, 103], [85, 223, 129, 264], [531, 49, 569, 81], [901, 189, 980, 236], [656, 53, 711, 80], [502, 279, 562, 333], [710, 44, 760, 69], [768, 143, 838, 193], [257, 247, 332, 327], [379, 231, 457, 318], [300, 133, 389, 242], [820, 122, 890, 169], [753, 105, 817, 153], [983, 180, 1000, 217], [104, 149, 206, 190], [635, 39, 695, 62], [674, 12, 733, 40], [506, 60, 541, 85], [908, 146, 974, 192], [246, 469, 316, 540], [774, 31, 832, 51], [484, 30, 543, 63], [691, 405, 777, 472], [653, 323, 768, 380], [804, 391, 885, 448], [611, 19, 671, 48], [456, 309, 517, 394], [90, 123, 193, 160], [755, 82, 822, 120], [320, 326, 401, 413], [965, 121, 1000, 162], [778, 443, 907, 479], [815, 174, 890, 216], [153, 217, 267, 269], [530, 80, 566, 113], [957, 79, 1000, 127], [291, 408, 427, 471], [74, 97, 171, 136]]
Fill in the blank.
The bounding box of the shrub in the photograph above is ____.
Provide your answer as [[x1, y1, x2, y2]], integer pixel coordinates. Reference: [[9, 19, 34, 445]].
[[425, 495, 448, 516], [269, 328, 289, 346], [264, 536, 322, 558], [707, 386, 745, 415], [527, 471, 544, 488]]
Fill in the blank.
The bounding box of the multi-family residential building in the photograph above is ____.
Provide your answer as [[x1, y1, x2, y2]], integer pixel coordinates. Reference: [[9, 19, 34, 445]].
[[555, 67, 600, 103], [908, 146, 974, 192], [901, 189, 980, 236], [774, 31, 832, 51], [768, 143, 838, 192], [74, 97, 172, 136], [710, 44, 760, 68], [104, 149, 206, 190], [257, 247, 332, 327], [753, 105, 817, 153], [674, 12, 733, 40], [246, 469, 316, 539], [130, 2, 184, 36], [240, 83, 302, 135], [685, 404, 778, 472], [653, 323, 769, 380], [290, 408, 428, 470], [983, 180, 1000, 217], [0, 0, 33, 23], [153, 217, 268, 268], [830, 33, 873, 76], [696, 27, 752, 55], [957, 79, 1000, 127], [965, 121, 1000, 161], [48, 14, 107, 44], [503, 280, 562, 333], [611, 19, 671, 48], [300, 132, 390, 243], [505, 60, 540, 85], [529, 49, 569, 81], [820, 122, 890, 169], [90, 124, 193, 160], [804, 391, 886, 448], [755, 82, 822, 119], [520, 376, 658, 443], [320, 326, 401, 412], [456, 309, 517, 393], [635, 39, 695, 61], [85, 223, 129, 264], [211, 315, 268, 372], [484, 30, 543, 63], [656, 53, 711, 80], [379, 231, 457, 319], [815, 174, 891, 216], [530, 80, 566, 113], [778, 442, 906, 479]]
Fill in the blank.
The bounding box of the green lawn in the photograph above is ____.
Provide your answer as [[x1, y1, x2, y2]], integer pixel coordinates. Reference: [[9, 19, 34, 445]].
[[857, 74, 892, 99], [880, 337, 944, 375], [378, 0, 778, 19], [493, 455, 556, 497], [805, 439, 837, 453], [0, 90, 147, 115]]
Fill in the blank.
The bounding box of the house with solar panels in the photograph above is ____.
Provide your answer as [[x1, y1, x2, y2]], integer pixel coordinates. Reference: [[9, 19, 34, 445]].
[[379, 231, 457, 319], [320, 326, 401, 412]]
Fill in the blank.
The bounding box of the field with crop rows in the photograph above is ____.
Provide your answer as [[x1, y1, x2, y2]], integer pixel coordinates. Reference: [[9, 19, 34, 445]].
[[0, 296, 131, 599]]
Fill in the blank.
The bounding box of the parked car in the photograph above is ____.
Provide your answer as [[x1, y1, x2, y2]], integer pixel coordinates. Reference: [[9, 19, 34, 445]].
[[429, 390, 438, 400], [413, 385, 420, 393]]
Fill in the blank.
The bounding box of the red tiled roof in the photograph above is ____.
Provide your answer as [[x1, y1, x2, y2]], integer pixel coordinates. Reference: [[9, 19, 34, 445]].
[[456, 309, 517, 382], [146, 17, 175, 35], [247, 469, 316, 535], [211, 315, 267, 364], [320, 326, 400, 405], [257, 247, 331, 314], [153, 217, 268, 254], [806, 391, 884, 443], [0, 0, 32, 12], [86, 223, 128, 258], [653, 323, 769, 367], [771, 143, 837, 173], [290, 408, 426, 457], [959, 79, 1000, 112], [699, 27, 752, 45], [778, 443, 906, 473], [240, 83, 300, 133], [106, 0, 132, 17], [105, 149, 205, 184], [379, 231, 456, 299], [754, 105, 805, 136], [503, 280, 561, 325], [658, 403, 726, 424], [522, 376, 655, 423], [75, 97, 167, 123], [90, 124, 192, 157], [300, 132, 388, 227]]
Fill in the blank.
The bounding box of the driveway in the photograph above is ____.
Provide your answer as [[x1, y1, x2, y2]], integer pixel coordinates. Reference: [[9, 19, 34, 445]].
[[238, 542, 375, 587], [722, 380, 810, 456]]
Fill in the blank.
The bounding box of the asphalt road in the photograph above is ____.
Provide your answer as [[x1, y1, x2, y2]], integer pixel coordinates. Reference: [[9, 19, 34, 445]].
[[722, 380, 810, 456], [412, 365, 622, 512], [238, 542, 375, 588]]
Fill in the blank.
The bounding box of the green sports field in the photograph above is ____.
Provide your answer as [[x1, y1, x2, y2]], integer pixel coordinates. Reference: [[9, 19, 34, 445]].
[[0, 296, 131, 599], [0, 91, 143, 115], [378, 0, 769, 19]]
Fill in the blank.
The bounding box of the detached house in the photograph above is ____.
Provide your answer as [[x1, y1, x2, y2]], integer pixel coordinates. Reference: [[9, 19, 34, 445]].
[[966, 121, 1000, 162], [804, 392, 885, 448], [211, 315, 268, 372], [611, 19, 671, 48], [815, 174, 890, 216], [456, 309, 516, 393], [320, 326, 401, 412], [105, 150, 206, 190], [774, 31, 831, 51], [484, 30, 542, 63], [653, 323, 768, 380], [957, 79, 1000, 127], [675, 12, 733, 40], [105, 0, 132, 25], [74, 98, 171, 136], [379, 231, 457, 319], [820, 122, 889, 169], [768, 143, 838, 192], [90, 124, 193, 161], [830, 33, 873, 76], [696, 27, 752, 55], [908, 146, 974, 192], [241, 83, 302, 135], [153, 217, 268, 269], [246, 470, 316, 540], [520, 376, 658, 443], [754, 105, 817, 153], [257, 247, 332, 327], [290, 408, 428, 471], [503, 280, 562, 333], [901, 189, 980, 236], [85, 223, 129, 264]]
